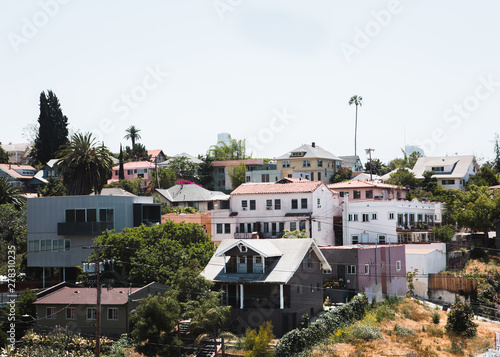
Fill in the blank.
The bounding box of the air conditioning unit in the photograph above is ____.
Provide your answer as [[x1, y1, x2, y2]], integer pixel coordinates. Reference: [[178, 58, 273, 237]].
[[242, 207, 247, 211], [266, 206, 272, 210]]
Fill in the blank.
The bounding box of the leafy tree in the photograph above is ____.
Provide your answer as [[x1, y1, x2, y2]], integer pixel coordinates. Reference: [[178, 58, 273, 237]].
[[330, 167, 352, 183], [105, 177, 144, 195], [244, 321, 275, 357], [420, 170, 438, 193], [0, 204, 27, 276], [208, 135, 249, 161], [197, 154, 214, 189], [149, 166, 177, 190], [228, 162, 247, 189], [190, 291, 234, 357], [37, 177, 66, 197], [124, 143, 149, 162], [494, 133, 500, 173], [433, 224, 455, 242], [118, 144, 125, 180], [406, 268, 418, 297], [170, 263, 214, 306], [386, 168, 418, 189], [31, 90, 69, 165], [56, 133, 113, 195], [124, 125, 141, 147], [364, 158, 390, 176], [282, 229, 308, 238], [467, 165, 498, 187], [0, 143, 8, 164], [168, 156, 198, 181], [445, 296, 477, 337], [130, 293, 181, 356], [348, 95, 363, 157], [0, 177, 25, 209]]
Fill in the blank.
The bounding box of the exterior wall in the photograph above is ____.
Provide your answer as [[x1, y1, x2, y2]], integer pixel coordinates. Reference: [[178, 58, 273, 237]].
[[245, 169, 281, 183], [27, 196, 156, 268], [212, 160, 265, 193], [277, 158, 340, 184], [406, 243, 447, 298], [162, 212, 212, 236], [336, 187, 407, 201], [108, 162, 155, 187]]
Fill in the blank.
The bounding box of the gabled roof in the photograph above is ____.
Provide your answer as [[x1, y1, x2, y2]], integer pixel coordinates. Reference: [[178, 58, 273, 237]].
[[0, 164, 36, 179], [111, 161, 155, 170], [160, 152, 203, 165], [155, 184, 229, 202], [212, 159, 264, 167], [34, 286, 141, 305], [350, 173, 383, 182], [202, 238, 331, 284], [328, 180, 407, 190], [412, 155, 478, 179], [339, 155, 362, 169], [231, 180, 326, 195], [148, 149, 164, 158], [276, 143, 342, 161]]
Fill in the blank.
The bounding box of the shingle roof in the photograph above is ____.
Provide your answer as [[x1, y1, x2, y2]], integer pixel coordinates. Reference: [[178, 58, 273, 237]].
[[33, 286, 141, 305], [0, 164, 36, 179], [231, 180, 324, 195], [276, 144, 342, 161], [156, 184, 229, 202], [111, 161, 155, 170], [412, 155, 478, 179], [212, 159, 264, 167], [328, 180, 407, 190]]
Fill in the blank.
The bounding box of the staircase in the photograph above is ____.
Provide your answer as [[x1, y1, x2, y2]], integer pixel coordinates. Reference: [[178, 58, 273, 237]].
[[195, 343, 218, 357]]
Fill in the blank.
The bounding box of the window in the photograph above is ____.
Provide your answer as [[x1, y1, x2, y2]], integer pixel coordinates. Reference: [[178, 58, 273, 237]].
[[108, 308, 118, 320], [100, 208, 114, 222], [353, 190, 361, 199], [388, 212, 395, 220], [307, 253, 313, 268], [127, 169, 133, 175], [365, 190, 373, 199], [290, 222, 297, 231], [371, 213, 377, 220], [297, 285, 303, 294], [352, 235, 359, 244], [66, 307, 76, 320], [364, 264, 370, 274], [224, 223, 231, 234], [317, 159, 323, 167], [65, 240, 70, 251], [242, 200, 248, 210], [250, 200, 256, 210], [87, 308, 97, 320], [291, 199, 298, 209], [274, 199, 281, 210], [253, 256, 263, 273], [302, 159, 311, 167], [396, 260, 401, 271], [266, 199, 273, 210], [238, 244, 247, 252], [261, 174, 270, 182], [216, 224, 223, 234], [362, 213, 370, 222], [246, 175, 251, 182], [417, 214, 423, 222], [409, 213, 415, 224], [46, 307, 56, 319], [317, 221, 321, 231], [282, 160, 290, 168], [442, 179, 455, 185], [432, 166, 444, 172], [317, 198, 321, 208], [347, 265, 356, 274], [218, 167, 225, 173], [311, 284, 314, 292], [301, 198, 308, 209], [263, 222, 269, 233], [41, 240, 52, 251], [237, 256, 247, 273], [299, 220, 306, 231], [353, 214, 359, 221], [318, 172, 321, 181], [378, 235, 386, 243]]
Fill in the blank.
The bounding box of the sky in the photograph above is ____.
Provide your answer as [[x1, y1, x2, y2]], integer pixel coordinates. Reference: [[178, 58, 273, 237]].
[[1, 1, 500, 165]]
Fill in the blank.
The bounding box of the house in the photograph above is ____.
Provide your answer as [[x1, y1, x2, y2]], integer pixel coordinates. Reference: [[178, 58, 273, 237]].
[[201, 238, 331, 336], [245, 160, 281, 184], [33, 159, 60, 185], [0, 163, 41, 192], [108, 161, 156, 188], [147, 149, 166, 164], [211, 178, 342, 245], [320, 244, 407, 302], [1, 142, 31, 164], [158, 152, 203, 167], [162, 211, 213, 235], [154, 184, 230, 211], [33, 281, 166, 336], [212, 159, 270, 193], [276, 142, 343, 184], [339, 155, 364, 173], [342, 198, 443, 245], [411, 155, 479, 191], [328, 180, 408, 201], [405, 243, 447, 299], [27, 192, 161, 285]]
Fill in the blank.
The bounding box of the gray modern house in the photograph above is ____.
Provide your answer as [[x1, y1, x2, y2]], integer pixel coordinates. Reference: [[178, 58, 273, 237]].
[[27, 192, 160, 285]]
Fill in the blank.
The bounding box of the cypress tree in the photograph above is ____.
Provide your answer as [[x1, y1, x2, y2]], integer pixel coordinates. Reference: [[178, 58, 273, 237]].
[[119, 144, 125, 180]]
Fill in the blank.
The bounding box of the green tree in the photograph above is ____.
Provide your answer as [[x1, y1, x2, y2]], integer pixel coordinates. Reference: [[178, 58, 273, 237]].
[[130, 293, 181, 356], [244, 321, 275, 357], [56, 133, 113, 195], [282, 229, 308, 238], [0, 143, 8, 164], [445, 296, 477, 337], [105, 176, 144, 195], [364, 158, 390, 176], [494, 133, 500, 173], [0, 204, 27, 276], [197, 154, 214, 189], [433, 224, 455, 242], [0, 177, 25, 209], [118, 144, 125, 180], [31, 90, 69, 165], [124, 125, 142, 147], [149, 166, 177, 190], [124, 143, 149, 162], [37, 177, 66, 197], [228, 162, 247, 189], [168, 156, 198, 181], [208, 135, 249, 161], [467, 165, 498, 187], [330, 167, 352, 183], [420, 170, 438, 193], [406, 268, 418, 297], [386, 168, 418, 189], [348, 95, 363, 157]]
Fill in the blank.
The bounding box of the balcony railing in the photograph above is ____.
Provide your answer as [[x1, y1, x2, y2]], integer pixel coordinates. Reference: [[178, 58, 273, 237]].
[[57, 221, 114, 236]]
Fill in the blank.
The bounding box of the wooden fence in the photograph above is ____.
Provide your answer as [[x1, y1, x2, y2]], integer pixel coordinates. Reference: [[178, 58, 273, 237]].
[[428, 273, 477, 294]]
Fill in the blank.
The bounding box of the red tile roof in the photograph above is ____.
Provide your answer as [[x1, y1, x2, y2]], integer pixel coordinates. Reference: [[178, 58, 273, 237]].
[[231, 180, 325, 195], [33, 286, 141, 305], [327, 180, 407, 190], [111, 161, 156, 170]]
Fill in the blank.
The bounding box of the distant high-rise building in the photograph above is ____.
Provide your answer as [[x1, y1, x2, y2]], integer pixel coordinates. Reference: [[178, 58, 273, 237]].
[[405, 145, 425, 157], [217, 133, 231, 147]]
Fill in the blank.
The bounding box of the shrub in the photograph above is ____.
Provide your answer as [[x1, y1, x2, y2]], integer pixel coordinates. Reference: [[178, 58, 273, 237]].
[[244, 321, 275, 357], [351, 324, 382, 341], [445, 298, 477, 337], [426, 325, 444, 338], [432, 311, 440, 325], [394, 324, 416, 337]]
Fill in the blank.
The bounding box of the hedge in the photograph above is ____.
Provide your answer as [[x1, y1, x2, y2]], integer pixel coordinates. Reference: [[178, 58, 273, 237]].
[[274, 293, 368, 357]]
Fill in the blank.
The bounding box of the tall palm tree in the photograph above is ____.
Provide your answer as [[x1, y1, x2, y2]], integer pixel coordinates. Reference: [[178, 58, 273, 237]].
[[124, 125, 141, 147], [56, 133, 113, 195], [348, 95, 363, 157], [0, 177, 25, 209]]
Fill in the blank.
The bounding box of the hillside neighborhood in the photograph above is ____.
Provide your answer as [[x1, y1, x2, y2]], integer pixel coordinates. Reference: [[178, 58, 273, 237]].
[[1, 92, 500, 356]]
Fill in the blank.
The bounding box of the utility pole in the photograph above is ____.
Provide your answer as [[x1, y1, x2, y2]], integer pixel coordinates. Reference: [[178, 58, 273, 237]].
[[365, 148, 375, 181]]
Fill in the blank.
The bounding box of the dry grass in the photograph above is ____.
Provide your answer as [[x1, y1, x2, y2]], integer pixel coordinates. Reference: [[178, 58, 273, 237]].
[[314, 298, 499, 357]]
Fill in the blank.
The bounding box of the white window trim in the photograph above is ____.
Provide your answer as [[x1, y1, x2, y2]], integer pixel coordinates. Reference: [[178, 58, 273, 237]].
[[87, 307, 97, 320], [396, 260, 401, 271], [66, 307, 76, 320], [364, 264, 369, 275], [107, 308, 119, 321]]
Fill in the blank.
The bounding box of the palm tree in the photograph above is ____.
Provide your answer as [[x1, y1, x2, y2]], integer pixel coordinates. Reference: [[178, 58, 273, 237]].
[[124, 125, 141, 147], [56, 133, 113, 195], [0, 177, 25, 209], [348, 95, 363, 157]]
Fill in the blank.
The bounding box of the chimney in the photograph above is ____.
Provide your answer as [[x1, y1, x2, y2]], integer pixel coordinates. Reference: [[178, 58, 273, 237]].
[[312, 142, 316, 148]]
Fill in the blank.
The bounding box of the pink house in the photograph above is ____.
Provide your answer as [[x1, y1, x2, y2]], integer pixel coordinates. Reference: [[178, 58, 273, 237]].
[[108, 161, 156, 187], [328, 180, 408, 201]]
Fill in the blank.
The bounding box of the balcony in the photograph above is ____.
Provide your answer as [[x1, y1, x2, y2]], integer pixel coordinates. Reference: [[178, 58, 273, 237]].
[[234, 232, 255, 239], [57, 221, 114, 236]]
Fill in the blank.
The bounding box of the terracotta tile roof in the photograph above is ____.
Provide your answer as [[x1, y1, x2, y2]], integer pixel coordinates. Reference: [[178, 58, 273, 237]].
[[231, 180, 324, 195], [111, 161, 156, 170], [212, 159, 264, 167], [327, 180, 407, 190], [33, 286, 141, 305]]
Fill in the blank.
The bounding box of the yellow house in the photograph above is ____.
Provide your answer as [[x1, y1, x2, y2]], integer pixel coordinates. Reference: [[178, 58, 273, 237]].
[[276, 142, 342, 184]]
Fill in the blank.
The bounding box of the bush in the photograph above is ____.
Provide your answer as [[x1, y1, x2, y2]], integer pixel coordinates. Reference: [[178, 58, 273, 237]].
[[351, 324, 382, 341], [445, 298, 477, 337], [432, 311, 440, 325], [244, 321, 275, 357], [426, 325, 444, 338], [393, 324, 416, 337]]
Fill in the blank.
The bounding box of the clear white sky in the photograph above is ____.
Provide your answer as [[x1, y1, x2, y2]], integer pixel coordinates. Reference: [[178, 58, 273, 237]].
[[1, 1, 499, 165]]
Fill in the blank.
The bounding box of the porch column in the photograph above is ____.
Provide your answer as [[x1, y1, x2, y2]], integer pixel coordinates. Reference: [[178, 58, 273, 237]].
[[42, 267, 45, 289], [63, 267, 66, 282], [240, 284, 244, 309], [280, 284, 284, 309]]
